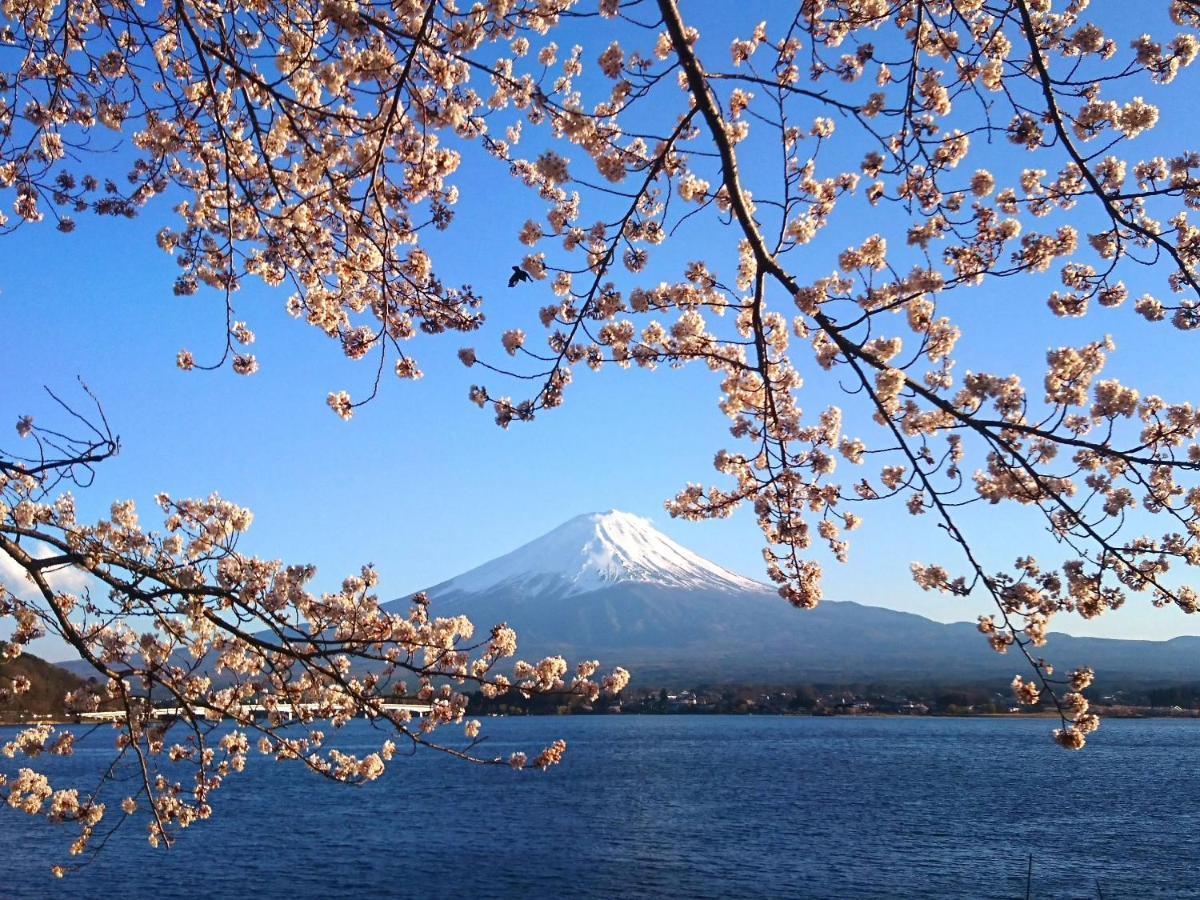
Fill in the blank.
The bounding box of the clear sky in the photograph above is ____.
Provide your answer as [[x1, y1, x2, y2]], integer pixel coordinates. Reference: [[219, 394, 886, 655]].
[[4, 1, 1200, 658]]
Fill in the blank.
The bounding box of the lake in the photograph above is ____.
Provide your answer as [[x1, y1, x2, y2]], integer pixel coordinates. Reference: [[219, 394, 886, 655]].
[[1, 715, 1197, 898]]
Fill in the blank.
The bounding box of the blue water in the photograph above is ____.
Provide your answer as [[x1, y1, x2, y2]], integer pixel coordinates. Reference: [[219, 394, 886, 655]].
[[1, 716, 1197, 898]]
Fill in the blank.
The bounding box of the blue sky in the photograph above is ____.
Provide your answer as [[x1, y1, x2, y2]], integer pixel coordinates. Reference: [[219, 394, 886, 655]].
[[4, 1, 1200, 654]]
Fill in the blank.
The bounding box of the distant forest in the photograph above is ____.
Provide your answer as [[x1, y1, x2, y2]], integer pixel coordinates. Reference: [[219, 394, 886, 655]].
[[468, 680, 1200, 718]]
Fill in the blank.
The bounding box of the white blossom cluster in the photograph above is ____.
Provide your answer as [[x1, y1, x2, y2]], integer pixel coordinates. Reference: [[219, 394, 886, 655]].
[[1, 404, 626, 874]]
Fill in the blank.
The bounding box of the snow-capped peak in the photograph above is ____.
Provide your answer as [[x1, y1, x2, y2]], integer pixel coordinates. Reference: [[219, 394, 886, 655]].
[[434, 510, 767, 597]]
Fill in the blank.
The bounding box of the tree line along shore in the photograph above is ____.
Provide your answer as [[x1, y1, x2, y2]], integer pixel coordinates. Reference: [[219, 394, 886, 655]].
[[7, 653, 1200, 726]]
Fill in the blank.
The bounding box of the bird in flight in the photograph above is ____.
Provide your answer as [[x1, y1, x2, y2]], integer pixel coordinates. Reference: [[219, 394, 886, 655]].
[[508, 265, 531, 288]]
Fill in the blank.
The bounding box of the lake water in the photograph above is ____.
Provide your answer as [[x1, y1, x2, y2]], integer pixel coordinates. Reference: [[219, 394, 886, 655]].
[[1, 715, 1197, 899]]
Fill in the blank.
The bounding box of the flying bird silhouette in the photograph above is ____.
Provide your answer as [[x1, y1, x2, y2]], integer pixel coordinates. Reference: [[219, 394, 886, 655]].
[[508, 265, 531, 288]]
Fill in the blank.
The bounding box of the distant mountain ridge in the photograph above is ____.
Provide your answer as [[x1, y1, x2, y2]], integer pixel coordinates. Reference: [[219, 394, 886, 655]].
[[51, 511, 1200, 688], [387, 511, 1200, 686]]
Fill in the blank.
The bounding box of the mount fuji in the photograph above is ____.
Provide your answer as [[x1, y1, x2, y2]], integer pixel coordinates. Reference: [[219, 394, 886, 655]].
[[392, 511, 1200, 686], [432, 510, 765, 598]]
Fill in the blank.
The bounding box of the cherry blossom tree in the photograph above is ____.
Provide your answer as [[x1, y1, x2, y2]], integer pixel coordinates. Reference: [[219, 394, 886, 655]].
[[2, 389, 627, 874], [5, 0, 1200, 871]]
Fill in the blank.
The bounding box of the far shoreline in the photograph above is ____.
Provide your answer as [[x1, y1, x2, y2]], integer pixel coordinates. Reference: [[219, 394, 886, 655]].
[[5, 708, 1199, 727]]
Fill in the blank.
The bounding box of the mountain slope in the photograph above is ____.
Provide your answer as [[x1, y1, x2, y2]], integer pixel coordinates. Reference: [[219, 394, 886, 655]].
[[435, 510, 764, 597], [1, 652, 87, 719], [393, 511, 1200, 685]]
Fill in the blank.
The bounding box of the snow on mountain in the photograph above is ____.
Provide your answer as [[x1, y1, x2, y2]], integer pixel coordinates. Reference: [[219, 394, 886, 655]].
[[432, 510, 768, 597]]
